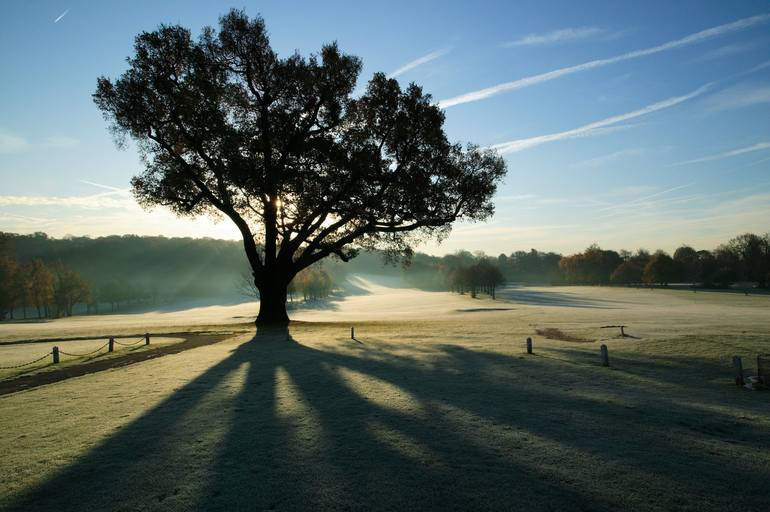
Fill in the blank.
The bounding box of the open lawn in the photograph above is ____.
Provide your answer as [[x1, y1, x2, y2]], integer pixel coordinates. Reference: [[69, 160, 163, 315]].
[[1, 279, 769, 511]]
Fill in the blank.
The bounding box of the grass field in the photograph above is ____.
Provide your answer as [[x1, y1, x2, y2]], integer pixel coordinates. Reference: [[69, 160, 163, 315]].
[[1, 278, 769, 511], [0, 337, 186, 381]]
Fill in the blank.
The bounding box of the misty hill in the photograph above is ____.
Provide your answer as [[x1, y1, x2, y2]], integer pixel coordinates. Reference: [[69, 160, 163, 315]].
[[3, 233, 248, 300]]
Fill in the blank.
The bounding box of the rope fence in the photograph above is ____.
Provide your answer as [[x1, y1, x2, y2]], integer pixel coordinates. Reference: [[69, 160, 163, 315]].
[[0, 333, 152, 373], [59, 342, 110, 358], [113, 337, 147, 347], [0, 352, 54, 370]]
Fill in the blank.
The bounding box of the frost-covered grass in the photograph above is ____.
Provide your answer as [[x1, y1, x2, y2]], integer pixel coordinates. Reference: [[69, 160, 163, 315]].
[[0, 337, 185, 380], [0, 282, 769, 511]]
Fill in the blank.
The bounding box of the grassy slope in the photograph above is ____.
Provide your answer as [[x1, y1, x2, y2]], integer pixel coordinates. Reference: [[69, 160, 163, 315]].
[[0, 285, 769, 511]]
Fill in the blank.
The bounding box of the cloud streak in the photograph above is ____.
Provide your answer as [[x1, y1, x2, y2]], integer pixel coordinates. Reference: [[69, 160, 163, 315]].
[[574, 148, 646, 168], [0, 131, 79, 153], [388, 48, 451, 78], [54, 8, 70, 23], [489, 84, 710, 154], [693, 41, 755, 62], [704, 82, 770, 112], [0, 188, 133, 210], [0, 132, 30, 154], [500, 27, 605, 47], [674, 141, 770, 166], [438, 13, 770, 108]]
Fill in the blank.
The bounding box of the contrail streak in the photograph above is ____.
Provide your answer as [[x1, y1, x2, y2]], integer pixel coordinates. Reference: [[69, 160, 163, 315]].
[[54, 8, 70, 23], [438, 13, 769, 108]]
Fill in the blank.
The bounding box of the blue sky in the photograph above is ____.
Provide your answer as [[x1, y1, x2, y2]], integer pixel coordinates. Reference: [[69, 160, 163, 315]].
[[1, 0, 769, 255]]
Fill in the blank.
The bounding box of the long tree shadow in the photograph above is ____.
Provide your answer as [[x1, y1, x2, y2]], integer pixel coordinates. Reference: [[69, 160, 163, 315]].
[[495, 286, 625, 309], [3, 326, 770, 511]]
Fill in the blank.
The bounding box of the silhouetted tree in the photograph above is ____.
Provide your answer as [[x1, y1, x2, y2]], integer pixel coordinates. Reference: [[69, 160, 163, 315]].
[[610, 261, 643, 285], [560, 244, 621, 284], [727, 233, 770, 287], [94, 10, 506, 324], [673, 245, 698, 282], [643, 251, 678, 286], [501, 249, 562, 283], [712, 244, 741, 287], [475, 259, 505, 299], [695, 250, 717, 286]]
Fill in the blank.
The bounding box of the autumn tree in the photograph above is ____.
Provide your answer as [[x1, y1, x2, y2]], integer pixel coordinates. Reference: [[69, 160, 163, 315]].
[[643, 251, 679, 286], [26, 259, 54, 318], [94, 10, 506, 324], [52, 264, 91, 317], [0, 256, 18, 320], [610, 261, 643, 285], [559, 245, 622, 284]]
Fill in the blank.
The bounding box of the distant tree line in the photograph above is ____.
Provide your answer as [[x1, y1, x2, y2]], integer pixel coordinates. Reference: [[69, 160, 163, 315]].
[[445, 255, 505, 299], [393, 232, 770, 293], [0, 255, 91, 320], [1, 232, 249, 317], [1, 231, 768, 321], [560, 233, 770, 288]]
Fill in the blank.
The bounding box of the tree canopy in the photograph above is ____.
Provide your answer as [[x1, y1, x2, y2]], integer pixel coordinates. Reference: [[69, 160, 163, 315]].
[[94, 10, 507, 323]]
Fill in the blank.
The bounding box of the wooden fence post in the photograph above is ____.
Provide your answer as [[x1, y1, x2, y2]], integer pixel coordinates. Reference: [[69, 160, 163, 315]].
[[351, 327, 355, 339], [732, 356, 744, 386], [108, 337, 115, 353], [145, 333, 150, 345], [52, 346, 59, 364], [600, 344, 609, 367], [526, 337, 532, 354]]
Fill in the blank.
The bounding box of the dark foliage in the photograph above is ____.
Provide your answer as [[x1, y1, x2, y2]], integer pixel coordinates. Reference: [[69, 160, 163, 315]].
[[93, 10, 506, 323]]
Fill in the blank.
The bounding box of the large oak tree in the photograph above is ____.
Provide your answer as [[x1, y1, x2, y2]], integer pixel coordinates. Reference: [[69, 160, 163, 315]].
[[94, 10, 507, 324]]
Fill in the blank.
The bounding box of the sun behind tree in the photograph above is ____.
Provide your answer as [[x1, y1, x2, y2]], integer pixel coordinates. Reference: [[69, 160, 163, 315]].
[[94, 9, 506, 325]]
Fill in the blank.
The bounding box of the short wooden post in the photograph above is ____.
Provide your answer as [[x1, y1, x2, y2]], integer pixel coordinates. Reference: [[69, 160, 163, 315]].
[[108, 337, 115, 352], [145, 333, 150, 345], [732, 356, 744, 386], [600, 344, 609, 367], [526, 337, 532, 354], [52, 346, 59, 364], [351, 327, 355, 339]]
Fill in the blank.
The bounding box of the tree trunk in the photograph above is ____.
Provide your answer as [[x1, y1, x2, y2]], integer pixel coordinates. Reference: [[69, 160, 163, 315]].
[[256, 277, 290, 325]]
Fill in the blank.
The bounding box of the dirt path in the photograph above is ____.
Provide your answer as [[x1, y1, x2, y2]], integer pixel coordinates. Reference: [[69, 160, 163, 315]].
[[0, 333, 232, 396]]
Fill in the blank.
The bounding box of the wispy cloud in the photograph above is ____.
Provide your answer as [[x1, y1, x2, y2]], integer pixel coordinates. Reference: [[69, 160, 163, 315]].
[[574, 148, 646, 168], [0, 132, 30, 154], [0, 131, 79, 153], [45, 136, 79, 148], [500, 27, 606, 48], [673, 141, 770, 166], [703, 82, 770, 112], [750, 59, 770, 73], [496, 193, 538, 203], [388, 48, 451, 79], [438, 13, 770, 108], [597, 183, 696, 213], [490, 84, 710, 154], [0, 191, 133, 210], [693, 41, 755, 62], [53, 8, 70, 24]]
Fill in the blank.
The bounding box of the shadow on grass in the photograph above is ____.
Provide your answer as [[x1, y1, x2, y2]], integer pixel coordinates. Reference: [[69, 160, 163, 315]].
[[496, 286, 624, 309], [3, 326, 770, 511]]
